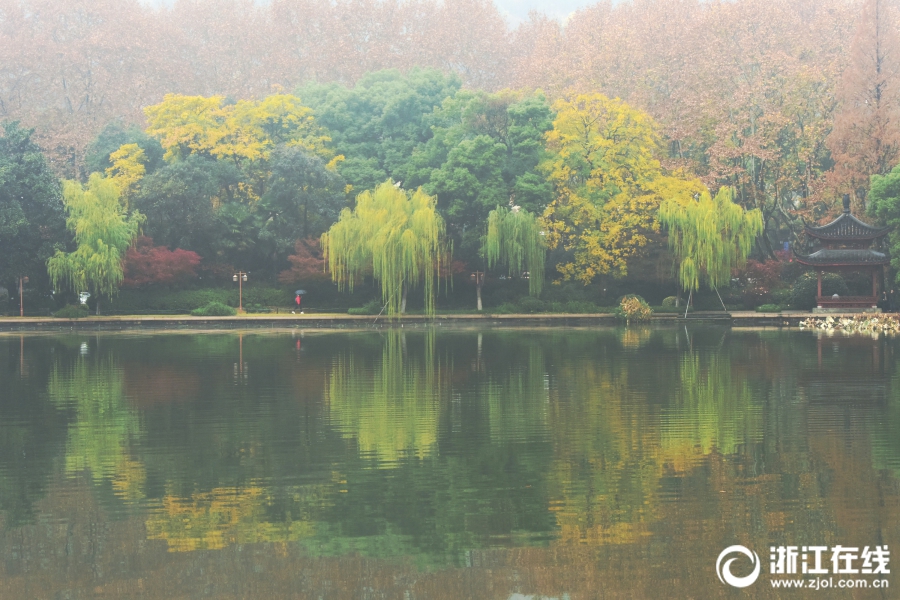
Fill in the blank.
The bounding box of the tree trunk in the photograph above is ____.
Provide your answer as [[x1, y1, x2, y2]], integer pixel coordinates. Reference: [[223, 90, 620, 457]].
[[95, 297, 100, 316], [476, 280, 483, 311]]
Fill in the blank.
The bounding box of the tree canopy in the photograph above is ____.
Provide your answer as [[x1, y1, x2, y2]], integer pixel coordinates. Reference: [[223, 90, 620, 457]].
[[0, 122, 67, 292], [659, 186, 764, 293], [47, 174, 144, 303], [540, 93, 699, 283], [483, 205, 546, 297], [321, 181, 449, 316]]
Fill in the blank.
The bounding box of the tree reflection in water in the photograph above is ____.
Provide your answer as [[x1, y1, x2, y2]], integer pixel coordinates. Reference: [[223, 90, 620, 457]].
[[0, 329, 897, 599]]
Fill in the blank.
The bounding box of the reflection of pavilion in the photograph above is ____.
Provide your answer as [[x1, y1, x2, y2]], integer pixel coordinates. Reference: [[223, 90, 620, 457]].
[[800, 334, 891, 404], [794, 194, 890, 310]]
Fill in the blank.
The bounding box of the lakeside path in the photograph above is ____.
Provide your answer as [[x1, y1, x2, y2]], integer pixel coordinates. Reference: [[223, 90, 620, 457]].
[[0, 311, 874, 332]]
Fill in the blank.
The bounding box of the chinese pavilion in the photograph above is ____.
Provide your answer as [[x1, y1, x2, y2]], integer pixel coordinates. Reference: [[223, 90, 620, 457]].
[[794, 194, 891, 310]]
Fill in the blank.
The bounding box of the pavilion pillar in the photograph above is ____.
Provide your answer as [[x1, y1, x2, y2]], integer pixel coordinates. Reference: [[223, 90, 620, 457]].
[[873, 269, 878, 298], [817, 270, 822, 298]]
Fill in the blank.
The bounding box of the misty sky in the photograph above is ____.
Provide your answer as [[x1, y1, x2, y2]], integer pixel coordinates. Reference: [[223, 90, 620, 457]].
[[143, 1, 603, 25], [494, 0, 598, 22]]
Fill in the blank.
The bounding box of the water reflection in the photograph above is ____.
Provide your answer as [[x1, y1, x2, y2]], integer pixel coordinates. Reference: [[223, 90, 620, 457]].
[[0, 328, 898, 598]]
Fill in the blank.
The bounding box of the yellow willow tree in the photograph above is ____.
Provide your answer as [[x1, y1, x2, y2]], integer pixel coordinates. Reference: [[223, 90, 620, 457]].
[[659, 186, 763, 310], [321, 181, 450, 316], [47, 174, 144, 314], [482, 205, 546, 310]]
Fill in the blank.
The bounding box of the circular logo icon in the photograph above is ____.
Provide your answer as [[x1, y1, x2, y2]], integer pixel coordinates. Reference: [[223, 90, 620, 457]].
[[716, 545, 761, 588]]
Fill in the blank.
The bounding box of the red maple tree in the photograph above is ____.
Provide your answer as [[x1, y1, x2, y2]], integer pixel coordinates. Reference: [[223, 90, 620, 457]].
[[122, 236, 201, 287], [278, 238, 328, 284]]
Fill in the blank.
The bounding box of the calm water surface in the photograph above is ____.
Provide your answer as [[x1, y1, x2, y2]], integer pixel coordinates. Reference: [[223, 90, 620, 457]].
[[0, 327, 898, 599]]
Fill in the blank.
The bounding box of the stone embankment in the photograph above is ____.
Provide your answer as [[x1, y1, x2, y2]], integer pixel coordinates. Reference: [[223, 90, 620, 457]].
[[0, 311, 874, 331]]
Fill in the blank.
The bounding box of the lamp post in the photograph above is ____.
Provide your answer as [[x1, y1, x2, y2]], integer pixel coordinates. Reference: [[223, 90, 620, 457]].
[[18, 276, 28, 317], [233, 271, 248, 313]]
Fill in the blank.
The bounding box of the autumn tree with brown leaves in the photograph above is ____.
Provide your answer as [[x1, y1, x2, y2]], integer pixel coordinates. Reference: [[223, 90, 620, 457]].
[[828, 0, 900, 210]]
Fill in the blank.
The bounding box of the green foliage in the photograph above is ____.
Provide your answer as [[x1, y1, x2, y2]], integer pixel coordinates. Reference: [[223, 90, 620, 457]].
[[411, 90, 554, 260], [662, 296, 678, 307], [85, 122, 165, 178], [348, 299, 383, 315], [790, 272, 850, 309], [131, 156, 238, 260], [47, 174, 144, 303], [191, 301, 237, 316], [516, 296, 545, 313], [869, 165, 900, 284], [322, 181, 449, 316], [615, 295, 653, 323], [659, 186, 764, 292], [483, 206, 546, 296], [0, 121, 68, 293], [488, 298, 610, 314], [256, 146, 347, 260], [52, 304, 90, 319], [300, 69, 462, 192], [755, 304, 783, 313], [103, 287, 294, 314]]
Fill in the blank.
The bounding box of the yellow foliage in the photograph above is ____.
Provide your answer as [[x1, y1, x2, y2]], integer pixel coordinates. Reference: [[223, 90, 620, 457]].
[[146, 484, 321, 552], [541, 93, 704, 282], [144, 93, 334, 165], [106, 143, 146, 206], [144, 94, 225, 162]]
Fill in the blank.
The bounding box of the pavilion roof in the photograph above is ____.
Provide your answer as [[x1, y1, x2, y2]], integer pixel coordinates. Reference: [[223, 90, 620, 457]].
[[804, 213, 890, 240], [805, 194, 890, 240], [792, 248, 890, 267]]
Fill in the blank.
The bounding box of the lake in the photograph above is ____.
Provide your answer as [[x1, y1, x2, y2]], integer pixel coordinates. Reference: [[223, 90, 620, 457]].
[[0, 327, 897, 598]]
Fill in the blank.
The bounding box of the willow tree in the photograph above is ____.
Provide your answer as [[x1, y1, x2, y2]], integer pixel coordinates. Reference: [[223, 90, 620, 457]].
[[659, 186, 763, 311], [481, 205, 546, 310], [321, 181, 449, 316], [47, 174, 144, 314]]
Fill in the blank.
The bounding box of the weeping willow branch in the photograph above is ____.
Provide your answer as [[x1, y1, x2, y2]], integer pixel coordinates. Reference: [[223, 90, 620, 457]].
[[47, 174, 144, 300], [483, 205, 546, 296], [659, 186, 763, 293], [321, 181, 450, 316]]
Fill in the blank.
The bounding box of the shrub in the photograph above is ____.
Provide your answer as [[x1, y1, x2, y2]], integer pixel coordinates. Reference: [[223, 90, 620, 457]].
[[53, 304, 89, 319], [661, 296, 678, 307], [756, 304, 783, 313], [565, 300, 601, 313], [517, 296, 546, 313], [790, 273, 849, 310], [191, 301, 237, 316], [615, 295, 653, 323], [348, 299, 383, 315], [492, 302, 518, 314]]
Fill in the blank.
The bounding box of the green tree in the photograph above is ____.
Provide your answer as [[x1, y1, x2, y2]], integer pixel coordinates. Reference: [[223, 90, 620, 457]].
[[300, 69, 462, 192], [322, 181, 449, 316], [131, 156, 241, 262], [408, 90, 554, 265], [0, 122, 68, 296], [659, 186, 763, 296], [256, 146, 347, 263], [47, 174, 144, 313], [869, 164, 900, 284], [84, 122, 165, 179], [482, 205, 546, 309]]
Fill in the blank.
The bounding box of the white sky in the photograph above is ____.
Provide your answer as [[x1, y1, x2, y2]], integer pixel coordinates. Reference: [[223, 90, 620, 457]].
[[494, 0, 599, 23], [142, 1, 604, 25]]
